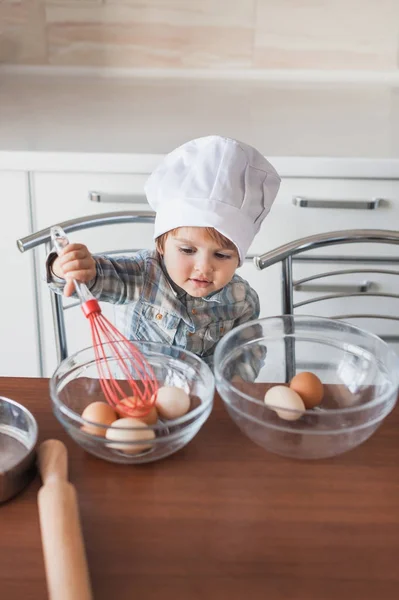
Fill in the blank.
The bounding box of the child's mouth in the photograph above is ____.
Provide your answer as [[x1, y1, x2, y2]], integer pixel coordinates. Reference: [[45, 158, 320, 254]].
[[190, 278, 211, 288]]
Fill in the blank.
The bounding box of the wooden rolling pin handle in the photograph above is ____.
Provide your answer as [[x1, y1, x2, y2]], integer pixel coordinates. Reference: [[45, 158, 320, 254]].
[[38, 439, 68, 483], [37, 440, 93, 600]]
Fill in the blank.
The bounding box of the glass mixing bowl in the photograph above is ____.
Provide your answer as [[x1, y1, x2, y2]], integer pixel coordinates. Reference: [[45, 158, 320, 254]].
[[214, 315, 399, 460], [50, 342, 214, 464]]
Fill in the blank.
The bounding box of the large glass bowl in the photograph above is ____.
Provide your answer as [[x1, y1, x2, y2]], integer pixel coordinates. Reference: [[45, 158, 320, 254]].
[[50, 342, 214, 464], [214, 315, 399, 460]]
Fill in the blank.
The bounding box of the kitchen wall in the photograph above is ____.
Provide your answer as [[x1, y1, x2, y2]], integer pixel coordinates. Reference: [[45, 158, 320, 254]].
[[1, 0, 399, 72]]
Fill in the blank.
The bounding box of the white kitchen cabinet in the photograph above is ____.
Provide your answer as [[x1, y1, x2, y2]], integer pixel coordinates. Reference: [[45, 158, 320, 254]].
[[0, 171, 40, 376], [30, 171, 399, 376], [32, 171, 155, 376], [250, 177, 399, 258]]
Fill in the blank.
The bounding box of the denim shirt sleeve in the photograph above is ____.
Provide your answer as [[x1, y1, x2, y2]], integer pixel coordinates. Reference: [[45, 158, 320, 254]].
[[86, 253, 146, 304]]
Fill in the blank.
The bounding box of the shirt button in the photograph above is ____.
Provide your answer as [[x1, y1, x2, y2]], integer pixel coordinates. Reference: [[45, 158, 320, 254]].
[[192, 309, 197, 315], [156, 313, 163, 320]]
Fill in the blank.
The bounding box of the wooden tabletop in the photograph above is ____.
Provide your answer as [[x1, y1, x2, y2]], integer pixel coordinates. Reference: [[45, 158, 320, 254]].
[[1, 377, 399, 600]]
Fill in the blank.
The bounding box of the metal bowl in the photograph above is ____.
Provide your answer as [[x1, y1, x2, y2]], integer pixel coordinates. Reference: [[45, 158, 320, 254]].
[[0, 397, 38, 503]]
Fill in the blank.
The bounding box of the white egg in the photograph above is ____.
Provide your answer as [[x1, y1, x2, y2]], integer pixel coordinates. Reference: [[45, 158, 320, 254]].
[[105, 417, 155, 454], [154, 386, 190, 420], [264, 386, 306, 421]]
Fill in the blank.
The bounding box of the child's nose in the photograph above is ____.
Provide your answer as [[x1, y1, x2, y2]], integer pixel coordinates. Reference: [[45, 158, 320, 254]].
[[195, 255, 213, 274]]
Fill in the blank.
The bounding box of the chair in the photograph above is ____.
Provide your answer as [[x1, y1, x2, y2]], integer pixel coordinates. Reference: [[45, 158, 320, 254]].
[[17, 211, 156, 372], [254, 229, 399, 380], [16, 210, 258, 374]]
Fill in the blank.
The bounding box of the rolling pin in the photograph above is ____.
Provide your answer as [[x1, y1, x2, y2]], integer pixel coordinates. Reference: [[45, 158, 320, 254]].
[[37, 439, 93, 600]]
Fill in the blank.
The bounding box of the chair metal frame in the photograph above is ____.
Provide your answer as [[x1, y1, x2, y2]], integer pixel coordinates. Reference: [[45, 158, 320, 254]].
[[17, 210, 259, 368], [17, 211, 155, 368], [17, 217, 399, 380], [255, 229, 399, 380]]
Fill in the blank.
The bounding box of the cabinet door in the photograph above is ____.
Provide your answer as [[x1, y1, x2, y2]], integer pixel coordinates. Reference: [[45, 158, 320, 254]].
[[32, 172, 154, 376], [1, 172, 39, 376], [251, 177, 399, 259]]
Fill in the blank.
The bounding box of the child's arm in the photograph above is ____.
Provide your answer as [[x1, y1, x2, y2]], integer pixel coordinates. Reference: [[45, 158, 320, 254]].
[[46, 245, 147, 304]]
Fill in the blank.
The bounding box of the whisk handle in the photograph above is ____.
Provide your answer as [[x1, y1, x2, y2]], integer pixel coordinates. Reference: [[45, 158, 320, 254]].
[[50, 226, 94, 303]]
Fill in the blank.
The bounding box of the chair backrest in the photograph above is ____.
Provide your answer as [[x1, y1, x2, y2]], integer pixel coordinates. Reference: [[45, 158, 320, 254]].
[[17, 211, 156, 372], [254, 229, 399, 377], [16, 210, 258, 374]]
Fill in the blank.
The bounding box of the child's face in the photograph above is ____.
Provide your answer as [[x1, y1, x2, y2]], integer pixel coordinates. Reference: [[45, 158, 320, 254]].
[[161, 227, 239, 297]]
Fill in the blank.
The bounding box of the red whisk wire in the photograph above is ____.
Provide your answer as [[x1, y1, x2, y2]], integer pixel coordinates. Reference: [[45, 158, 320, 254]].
[[84, 305, 158, 416]]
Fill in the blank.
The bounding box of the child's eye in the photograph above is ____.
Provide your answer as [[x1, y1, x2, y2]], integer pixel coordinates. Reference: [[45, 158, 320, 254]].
[[179, 247, 195, 255], [215, 252, 232, 260]]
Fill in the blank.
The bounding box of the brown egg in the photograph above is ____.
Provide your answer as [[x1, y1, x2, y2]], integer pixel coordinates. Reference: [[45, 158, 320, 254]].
[[289, 372, 324, 409], [115, 397, 159, 425], [81, 401, 118, 437]]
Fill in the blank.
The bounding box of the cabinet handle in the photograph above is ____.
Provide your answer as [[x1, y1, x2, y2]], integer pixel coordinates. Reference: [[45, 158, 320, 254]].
[[89, 191, 147, 204], [292, 196, 382, 210], [294, 280, 373, 293]]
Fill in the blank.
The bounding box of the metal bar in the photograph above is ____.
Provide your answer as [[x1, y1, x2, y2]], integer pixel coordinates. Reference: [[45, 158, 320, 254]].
[[329, 314, 399, 322], [89, 192, 148, 204], [294, 269, 399, 285], [294, 292, 399, 309], [293, 269, 399, 287], [293, 255, 399, 264], [51, 293, 68, 363], [254, 229, 399, 271], [294, 281, 372, 293], [16, 210, 155, 253], [282, 256, 294, 315], [45, 240, 69, 363], [281, 259, 296, 382], [292, 196, 382, 210]]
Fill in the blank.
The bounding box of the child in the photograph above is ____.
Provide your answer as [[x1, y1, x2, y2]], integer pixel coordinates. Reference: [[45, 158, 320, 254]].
[[47, 135, 280, 377]]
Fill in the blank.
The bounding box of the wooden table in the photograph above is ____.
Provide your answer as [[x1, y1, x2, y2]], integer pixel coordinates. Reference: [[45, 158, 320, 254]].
[[1, 377, 399, 600]]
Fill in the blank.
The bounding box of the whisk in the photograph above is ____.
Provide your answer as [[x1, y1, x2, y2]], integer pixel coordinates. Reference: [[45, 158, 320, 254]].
[[51, 226, 158, 417]]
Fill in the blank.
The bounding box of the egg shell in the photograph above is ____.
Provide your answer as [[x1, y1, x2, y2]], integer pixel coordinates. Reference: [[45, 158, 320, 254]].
[[105, 417, 155, 454], [289, 372, 324, 409], [115, 397, 159, 425], [154, 386, 190, 420], [81, 401, 118, 437], [264, 386, 306, 421]]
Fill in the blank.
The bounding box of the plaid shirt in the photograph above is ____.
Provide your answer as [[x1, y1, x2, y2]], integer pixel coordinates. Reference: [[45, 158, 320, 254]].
[[48, 249, 262, 378]]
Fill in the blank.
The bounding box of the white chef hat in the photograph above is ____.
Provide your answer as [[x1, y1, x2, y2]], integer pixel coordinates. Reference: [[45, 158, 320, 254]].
[[144, 135, 281, 266]]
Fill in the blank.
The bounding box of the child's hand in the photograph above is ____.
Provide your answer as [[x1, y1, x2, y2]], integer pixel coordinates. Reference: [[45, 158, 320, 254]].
[[52, 243, 96, 297]]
